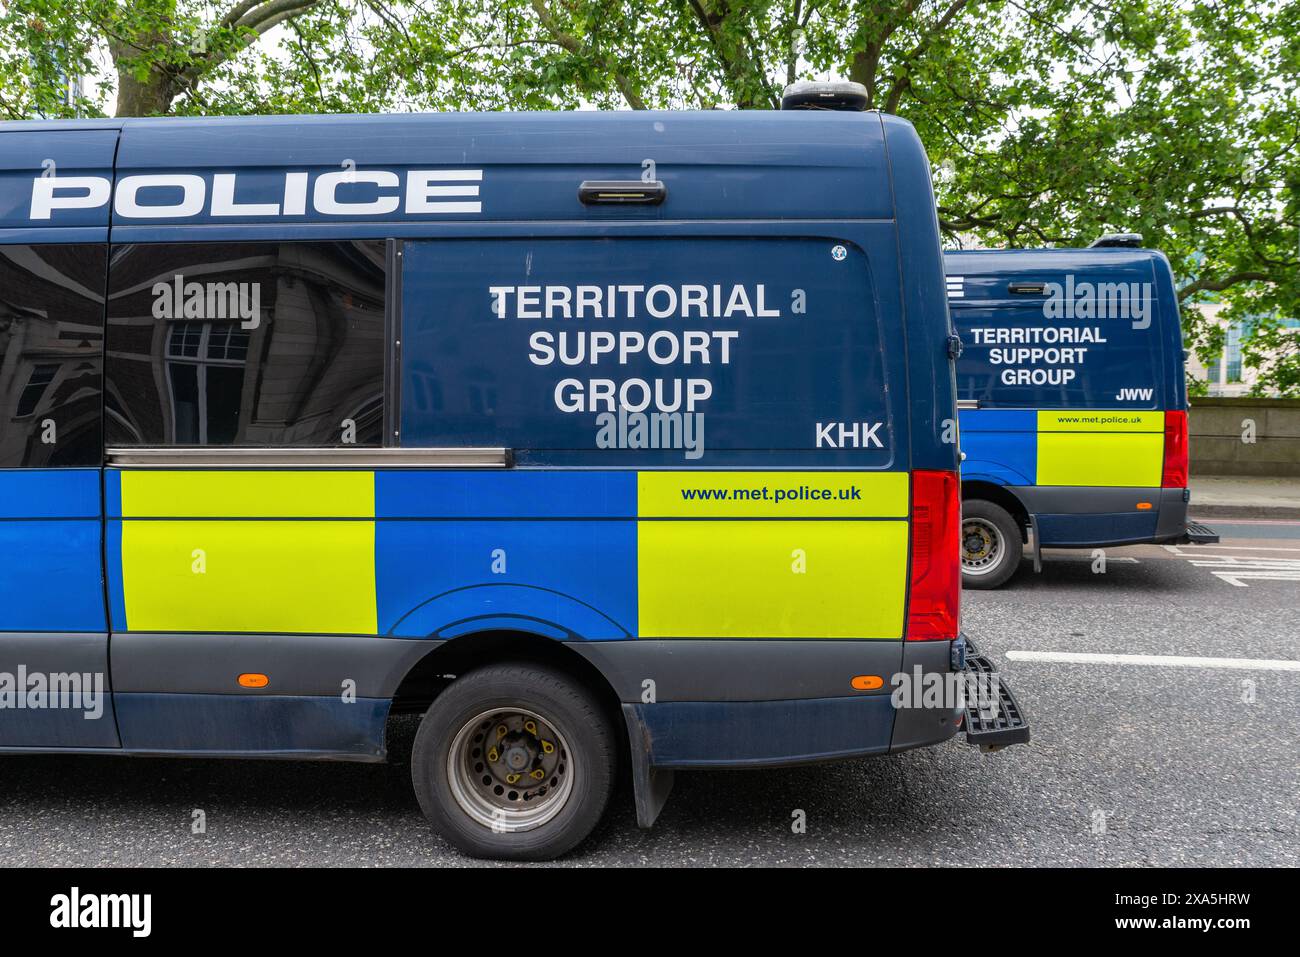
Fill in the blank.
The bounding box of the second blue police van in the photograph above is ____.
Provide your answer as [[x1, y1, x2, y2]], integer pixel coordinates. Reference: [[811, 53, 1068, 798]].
[[946, 239, 1218, 588]]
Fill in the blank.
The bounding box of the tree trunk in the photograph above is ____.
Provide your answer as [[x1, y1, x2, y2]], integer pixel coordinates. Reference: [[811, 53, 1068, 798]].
[[107, 7, 179, 117], [113, 69, 177, 117]]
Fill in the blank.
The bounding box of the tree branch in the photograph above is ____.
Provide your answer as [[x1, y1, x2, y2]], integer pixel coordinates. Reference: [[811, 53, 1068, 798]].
[[882, 0, 974, 113], [1178, 272, 1272, 300], [685, 0, 777, 109], [529, 0, 647, 109], [179, 0, 321, 87]]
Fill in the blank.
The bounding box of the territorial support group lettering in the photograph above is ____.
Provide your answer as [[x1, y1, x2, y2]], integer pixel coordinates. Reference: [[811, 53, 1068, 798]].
[[489, 281, 788, 458]]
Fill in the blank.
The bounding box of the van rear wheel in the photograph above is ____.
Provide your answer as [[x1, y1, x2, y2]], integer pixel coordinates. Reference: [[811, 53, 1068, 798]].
[[961, 499, 1023, 589], [411, 662, 615, 861]]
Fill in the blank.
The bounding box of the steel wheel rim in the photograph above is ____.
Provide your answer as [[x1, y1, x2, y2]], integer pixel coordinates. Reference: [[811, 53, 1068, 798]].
[[447, 706, 575, 833], [961, 517, 1005, 576]]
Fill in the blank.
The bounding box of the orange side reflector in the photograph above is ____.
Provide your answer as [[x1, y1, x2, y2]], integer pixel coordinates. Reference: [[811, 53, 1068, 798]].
[[850, 675, 884, 691], [238, 673, 269, 688], [1136, 502, 1153, 510]]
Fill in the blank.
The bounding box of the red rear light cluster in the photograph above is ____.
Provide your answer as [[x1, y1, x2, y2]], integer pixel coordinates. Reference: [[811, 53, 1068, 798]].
[[1162, 409, 1189, 488], [906, 469, 960, 641]]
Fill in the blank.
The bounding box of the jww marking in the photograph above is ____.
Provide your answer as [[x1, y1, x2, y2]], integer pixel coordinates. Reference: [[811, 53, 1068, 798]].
[[29, 169, 484, 220], [153, 274, 262, 330]]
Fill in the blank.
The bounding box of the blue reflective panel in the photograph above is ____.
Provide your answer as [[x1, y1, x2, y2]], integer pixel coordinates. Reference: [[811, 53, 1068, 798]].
[[0, 470, 105, 632]]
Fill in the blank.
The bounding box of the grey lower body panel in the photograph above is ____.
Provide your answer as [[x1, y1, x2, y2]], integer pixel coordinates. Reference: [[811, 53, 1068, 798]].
[[0, 632, 441, 756], [584, 637, 963, 827], [1010, 485, 1188, 547], [111, 632, 441, 697], [573, 638, 905, 703], [888, 640, 965, 753], [0, 632, 119, 748], [108, 633, 442, 757], [113, 692, 390, 758]]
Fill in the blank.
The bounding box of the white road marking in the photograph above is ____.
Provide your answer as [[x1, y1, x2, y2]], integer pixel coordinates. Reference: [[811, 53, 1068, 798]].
[[1006, 650, 1300, 671], [1042, 554, 1140, 563], [1162, 544, 1300, 586], [1180, 543, 1300, 553], [1206, 571, 1300, 587]]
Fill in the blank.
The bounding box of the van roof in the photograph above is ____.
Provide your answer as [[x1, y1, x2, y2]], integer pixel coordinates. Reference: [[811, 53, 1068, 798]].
[[2, 111, 908, 224], [0, 109, 883, 166], [943, 247, 1166, 274]]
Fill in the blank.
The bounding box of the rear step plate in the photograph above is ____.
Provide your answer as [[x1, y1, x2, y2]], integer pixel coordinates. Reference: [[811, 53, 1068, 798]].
[[1184, 521, 1220, 544], [961, 638, 1030, 750]]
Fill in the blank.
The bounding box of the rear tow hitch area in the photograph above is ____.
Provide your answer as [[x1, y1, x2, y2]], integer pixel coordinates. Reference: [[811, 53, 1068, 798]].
[[960, 638, 1030, 752], [1182, 521, 1220, 544]]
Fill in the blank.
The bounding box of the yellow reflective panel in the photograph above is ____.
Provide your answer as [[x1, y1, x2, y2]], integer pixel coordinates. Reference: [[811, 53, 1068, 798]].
[[637, 519, 908, 639], [119, 470, 374, 518], [1036, 411, 1164, 487], [121, 519, 378, 635]]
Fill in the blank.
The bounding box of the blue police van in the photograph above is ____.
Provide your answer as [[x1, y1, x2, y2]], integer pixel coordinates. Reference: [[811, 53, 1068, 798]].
[[946, 239, 1218, 588], [0, 88, 1026, 859]]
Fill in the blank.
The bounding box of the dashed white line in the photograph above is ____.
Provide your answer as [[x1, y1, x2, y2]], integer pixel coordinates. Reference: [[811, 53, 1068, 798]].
[[1005, 650, 1300, 671]]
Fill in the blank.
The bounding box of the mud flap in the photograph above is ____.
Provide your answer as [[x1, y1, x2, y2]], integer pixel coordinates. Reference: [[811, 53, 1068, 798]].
[[1029, 514, 1043, 572], [622, 703, 675, 829]]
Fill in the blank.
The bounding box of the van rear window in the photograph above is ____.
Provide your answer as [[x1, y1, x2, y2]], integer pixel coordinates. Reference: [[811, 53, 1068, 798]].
[[950, 269, 1164, 409], [399, 237, 894, 466]]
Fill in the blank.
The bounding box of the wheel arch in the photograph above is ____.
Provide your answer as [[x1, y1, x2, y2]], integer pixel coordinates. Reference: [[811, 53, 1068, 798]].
[[961, 480, 1031, 542], [390, 631, 627, 749]]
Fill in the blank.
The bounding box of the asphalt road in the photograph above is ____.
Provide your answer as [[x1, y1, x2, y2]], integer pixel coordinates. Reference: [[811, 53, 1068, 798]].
[[2, 521, 1297, 867]]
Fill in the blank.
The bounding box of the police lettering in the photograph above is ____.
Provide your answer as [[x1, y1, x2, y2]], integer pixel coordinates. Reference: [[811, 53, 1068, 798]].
[[29, 169, 484, 220]]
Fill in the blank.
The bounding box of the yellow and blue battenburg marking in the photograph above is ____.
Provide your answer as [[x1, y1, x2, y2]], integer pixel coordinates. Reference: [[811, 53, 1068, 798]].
[[104, 469, 910, 641], [959, 409, 1165, 487]]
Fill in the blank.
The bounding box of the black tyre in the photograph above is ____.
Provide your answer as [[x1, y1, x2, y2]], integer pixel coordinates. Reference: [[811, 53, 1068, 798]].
[[411, 662, 616, 861], [960, 499, 1023, 590]]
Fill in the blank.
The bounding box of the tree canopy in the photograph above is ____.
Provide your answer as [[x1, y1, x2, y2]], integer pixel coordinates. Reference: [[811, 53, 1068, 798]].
[[2, 0, 1297, 393]]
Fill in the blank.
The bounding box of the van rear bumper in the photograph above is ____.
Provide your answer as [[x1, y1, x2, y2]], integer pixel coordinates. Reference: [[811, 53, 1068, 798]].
[[1012, 485, 1191, 546]]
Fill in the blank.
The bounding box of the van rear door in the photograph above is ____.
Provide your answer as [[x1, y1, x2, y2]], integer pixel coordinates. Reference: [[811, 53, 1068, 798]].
[[392, 233, 912, 642]]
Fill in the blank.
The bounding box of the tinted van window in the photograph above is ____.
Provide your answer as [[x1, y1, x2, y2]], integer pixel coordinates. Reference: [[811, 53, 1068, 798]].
[[0, 245, 105, 468], [105, 241, 385, 447], [949, 262, 1164, 410], [400, 237, 893, 467]]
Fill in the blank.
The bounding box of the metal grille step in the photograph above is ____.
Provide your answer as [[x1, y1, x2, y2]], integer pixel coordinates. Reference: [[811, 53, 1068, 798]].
[[961, 638, 1030, 750]]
